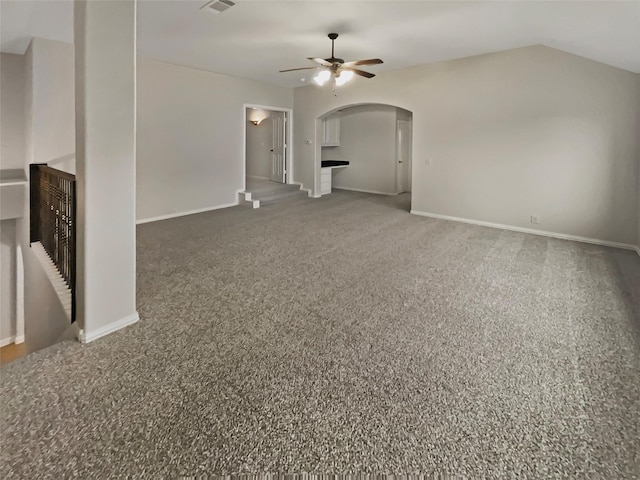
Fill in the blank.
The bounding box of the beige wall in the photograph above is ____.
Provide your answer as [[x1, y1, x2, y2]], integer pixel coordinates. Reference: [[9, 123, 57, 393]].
[[19, 39, 293, 221], [293, 45, 639, 246], [637, 74, 640, 250], [246, 113, 273, 179], [0, 53, 26, 170], [324, 105, 398, 195], [136, 58, 292, 221]]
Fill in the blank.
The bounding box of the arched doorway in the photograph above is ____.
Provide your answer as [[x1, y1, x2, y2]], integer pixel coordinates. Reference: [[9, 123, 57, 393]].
[[316, 103, 413, 210]]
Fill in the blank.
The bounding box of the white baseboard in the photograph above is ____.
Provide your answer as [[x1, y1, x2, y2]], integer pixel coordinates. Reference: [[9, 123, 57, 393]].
[[334, 186, 397, 196], [78, 311, 139, 344], [136, 202, 238, 225], [14, 334, 25, 344], [0, 336, 16, 347], [410, 210, 637, 251]]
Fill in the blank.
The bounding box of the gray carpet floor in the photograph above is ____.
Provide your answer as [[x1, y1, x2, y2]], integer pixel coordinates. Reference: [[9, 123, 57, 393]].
[[2, 191, 640, 478]]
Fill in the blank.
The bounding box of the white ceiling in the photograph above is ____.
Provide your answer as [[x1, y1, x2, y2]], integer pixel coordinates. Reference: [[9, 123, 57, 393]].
[[2, 0, 639, 88]]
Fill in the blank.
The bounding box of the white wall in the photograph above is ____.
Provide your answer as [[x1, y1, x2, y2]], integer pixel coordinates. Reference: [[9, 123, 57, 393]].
[[26, 38, 75, 173], [136, 58, 292, 221], [0, 53, 26, 170], [324, 105, 398, 195], [396, 108, 413, 193], [0, 220, 16, 344], [246, 114, 273, 179], [293, 45, 640, 246], [74, 0, 138, 342]]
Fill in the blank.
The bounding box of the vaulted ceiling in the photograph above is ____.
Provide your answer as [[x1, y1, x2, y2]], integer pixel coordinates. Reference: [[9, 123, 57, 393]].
[[2, 0, 639, 88]]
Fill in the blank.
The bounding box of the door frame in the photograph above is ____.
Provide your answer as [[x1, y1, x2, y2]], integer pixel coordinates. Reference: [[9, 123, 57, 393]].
[[395, 119, 412, 194], [243, 104, 293, 193]]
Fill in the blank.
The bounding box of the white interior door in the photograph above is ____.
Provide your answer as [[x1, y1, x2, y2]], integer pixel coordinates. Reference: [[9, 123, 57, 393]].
[[270, 111, 286, 183], [396, 120, 412, 193]]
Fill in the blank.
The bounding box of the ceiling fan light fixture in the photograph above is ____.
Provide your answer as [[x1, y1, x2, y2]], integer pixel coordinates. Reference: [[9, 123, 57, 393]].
[[335, 70, 354, 86], [281, 33, 382, 89], [313, 70, 331, 86]]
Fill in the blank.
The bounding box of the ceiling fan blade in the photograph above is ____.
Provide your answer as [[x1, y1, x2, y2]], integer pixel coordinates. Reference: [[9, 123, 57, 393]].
[[279, 67, 320, 73], [342, 58, 383, 68], [308, 57, 333, 67], [343, 68, 375, 79]]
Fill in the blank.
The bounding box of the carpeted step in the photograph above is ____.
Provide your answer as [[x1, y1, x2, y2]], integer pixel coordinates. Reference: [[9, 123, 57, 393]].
[[256, 188, 307, 205]]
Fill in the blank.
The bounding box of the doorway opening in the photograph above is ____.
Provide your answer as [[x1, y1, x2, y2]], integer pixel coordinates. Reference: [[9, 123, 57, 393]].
[[316, 104, 413, 211], [242, 104, 302, 207]]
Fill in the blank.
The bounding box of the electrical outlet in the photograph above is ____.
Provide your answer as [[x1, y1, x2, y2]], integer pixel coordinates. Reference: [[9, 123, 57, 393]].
[[530, 214, 540, 224]]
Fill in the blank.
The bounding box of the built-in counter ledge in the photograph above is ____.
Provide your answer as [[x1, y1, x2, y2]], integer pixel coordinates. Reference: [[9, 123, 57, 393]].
[[321, 160, 349, 168]]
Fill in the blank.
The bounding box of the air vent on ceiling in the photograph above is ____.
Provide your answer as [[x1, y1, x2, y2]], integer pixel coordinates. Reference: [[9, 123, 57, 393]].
[[201, 0, 235, 14]]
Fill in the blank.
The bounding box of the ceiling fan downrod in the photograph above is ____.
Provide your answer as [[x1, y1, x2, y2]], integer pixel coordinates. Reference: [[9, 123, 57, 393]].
[[328, 33, 338, 61]]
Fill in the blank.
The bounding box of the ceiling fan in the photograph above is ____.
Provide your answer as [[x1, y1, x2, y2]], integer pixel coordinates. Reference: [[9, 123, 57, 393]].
[[279, 33, 383, 87]]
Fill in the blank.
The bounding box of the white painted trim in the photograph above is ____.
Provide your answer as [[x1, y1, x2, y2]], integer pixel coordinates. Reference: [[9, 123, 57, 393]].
[[334, 186, 398, 196], [78, 311, 139, 343], [239, 191, 252, 201], [410, 210, 637, 251], [15, 243, 24, 344], [133, 2, 138, 327], [0, 336, 16, 347], [237, 190, 260, 208], [291, 181, 313, 197], [136, 202, 238, 224], [0, 180, 28, 186], [635, 246, 640, 257]]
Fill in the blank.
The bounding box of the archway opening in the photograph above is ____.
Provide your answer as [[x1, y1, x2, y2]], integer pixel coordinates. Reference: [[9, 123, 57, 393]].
[[316, 103, 413, 211]]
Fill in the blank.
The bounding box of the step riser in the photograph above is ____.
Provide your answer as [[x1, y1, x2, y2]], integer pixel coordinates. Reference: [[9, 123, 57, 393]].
[[244, 183, 306, 207]]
